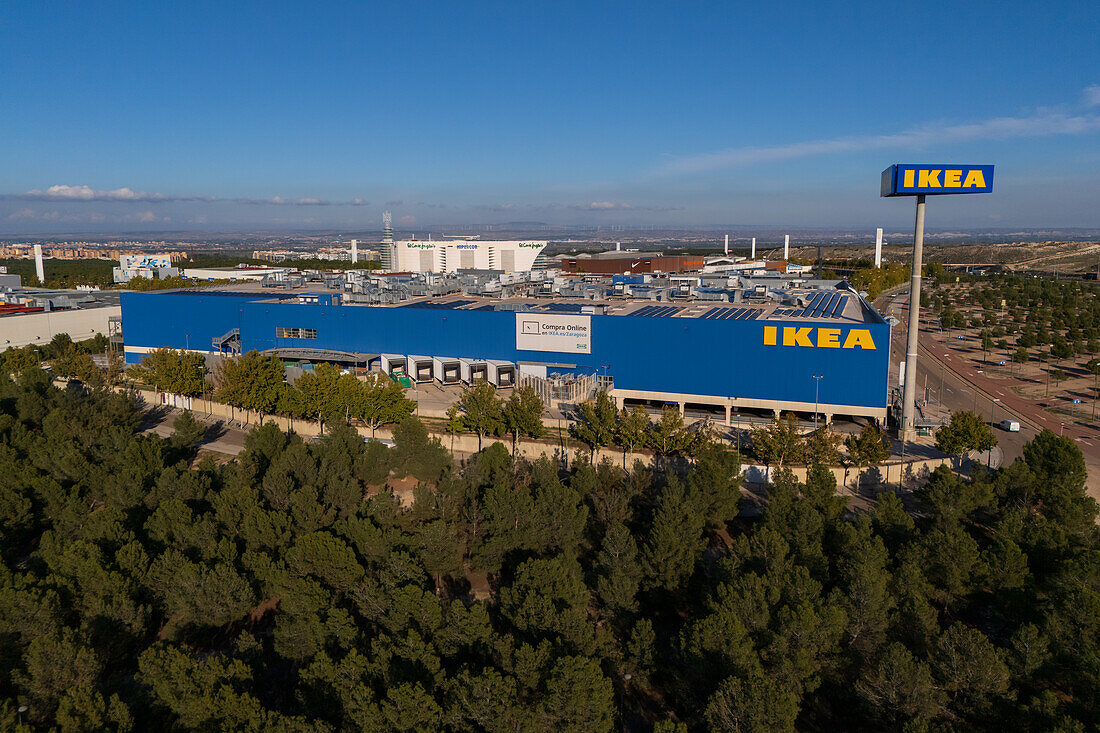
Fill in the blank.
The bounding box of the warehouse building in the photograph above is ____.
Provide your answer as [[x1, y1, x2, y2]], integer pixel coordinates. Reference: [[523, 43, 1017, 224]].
[[120, 282, 890, 422], [1, 282, 121, 349]]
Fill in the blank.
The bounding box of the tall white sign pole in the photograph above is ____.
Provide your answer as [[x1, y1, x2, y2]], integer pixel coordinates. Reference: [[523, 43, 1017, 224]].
[[900, 196, 925, 442]]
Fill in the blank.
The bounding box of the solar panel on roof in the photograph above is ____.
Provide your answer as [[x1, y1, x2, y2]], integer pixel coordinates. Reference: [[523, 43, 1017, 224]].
[[828, 295, 847, 318], [745, 310, 761, 320], [700, 307, 721, 319], [400, 299, 475, 310], [809, 294, 831, 318], [809, 294, 830, 318]]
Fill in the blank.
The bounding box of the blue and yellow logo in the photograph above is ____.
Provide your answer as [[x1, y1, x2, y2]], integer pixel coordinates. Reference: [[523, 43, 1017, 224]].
[[881, 164, 994, 196], [763, 326, 876, 349]]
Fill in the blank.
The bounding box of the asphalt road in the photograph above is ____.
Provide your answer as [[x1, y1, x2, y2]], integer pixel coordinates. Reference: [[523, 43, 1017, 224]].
[[880, 288, 1100, 499]]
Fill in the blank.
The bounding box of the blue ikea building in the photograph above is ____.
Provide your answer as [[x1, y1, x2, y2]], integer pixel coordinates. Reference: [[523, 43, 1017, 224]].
[[121, 286, 890, 421]]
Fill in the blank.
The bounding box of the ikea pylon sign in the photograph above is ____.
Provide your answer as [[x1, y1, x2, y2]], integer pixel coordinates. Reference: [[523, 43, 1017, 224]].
[[881, 164, 994, 197]]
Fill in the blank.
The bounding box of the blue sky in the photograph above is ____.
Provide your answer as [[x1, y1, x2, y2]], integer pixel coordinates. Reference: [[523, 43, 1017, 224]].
[[1, 0, 1099, 233]]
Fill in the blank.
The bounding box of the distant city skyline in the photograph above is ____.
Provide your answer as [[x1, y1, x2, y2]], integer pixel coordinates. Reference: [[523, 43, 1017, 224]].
[[2, 1, 1098, 233]]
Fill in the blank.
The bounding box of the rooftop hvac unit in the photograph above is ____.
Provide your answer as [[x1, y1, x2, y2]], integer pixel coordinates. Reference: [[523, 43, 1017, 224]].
[[460, 358, 488, 385], [433, 357, 461, 384], [406, 355, 434, 383], [487, 360, 515, 388], [381, 354, 407, 375]]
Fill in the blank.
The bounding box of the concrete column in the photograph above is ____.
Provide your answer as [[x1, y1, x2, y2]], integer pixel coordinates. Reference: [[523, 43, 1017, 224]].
[[678, 402, 685, 416], [784, 234, 789, 260], [751, 237, 756, 259], [773, 408, 781, 420], [613, 394, 623, 409], [824, 413, 834, 425], [725, 405, 732, 426], [874, 228, 883, 268]]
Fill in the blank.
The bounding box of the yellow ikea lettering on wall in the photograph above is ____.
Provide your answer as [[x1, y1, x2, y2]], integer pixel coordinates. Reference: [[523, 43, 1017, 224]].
[[763, 326, 876, 350]]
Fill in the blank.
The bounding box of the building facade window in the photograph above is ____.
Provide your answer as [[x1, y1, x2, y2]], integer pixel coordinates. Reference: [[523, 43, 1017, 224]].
[[276, 327, 317, 339]]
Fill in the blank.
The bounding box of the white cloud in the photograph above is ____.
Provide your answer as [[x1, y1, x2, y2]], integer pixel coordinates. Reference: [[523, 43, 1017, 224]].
[[656, 89, 1100, 176], [4, 187, 368, 206], [1086, 84, 1100, 107], [7, 208, 36, 220], [35, 184, 147, 200], [45, 184, 96, 199], [138, 211, 156, 223]]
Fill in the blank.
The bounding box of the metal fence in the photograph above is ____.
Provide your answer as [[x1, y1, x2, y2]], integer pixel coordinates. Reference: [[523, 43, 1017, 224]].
[[518, 371, 604, 405]]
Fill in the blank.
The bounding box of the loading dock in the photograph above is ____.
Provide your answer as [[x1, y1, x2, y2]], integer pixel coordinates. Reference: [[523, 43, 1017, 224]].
[[433, 357, 461, 384], [460, 358, 488, 384], [487, 360, 515, 388], [406, 355, 434, 383]]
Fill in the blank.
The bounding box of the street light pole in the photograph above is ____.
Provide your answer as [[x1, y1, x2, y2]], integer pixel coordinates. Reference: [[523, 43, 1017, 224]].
[[812, 374, 823, 430], [939, 354, 948, 406], [989, 398, 1000, 469], [1093, 368, 1098, 421]]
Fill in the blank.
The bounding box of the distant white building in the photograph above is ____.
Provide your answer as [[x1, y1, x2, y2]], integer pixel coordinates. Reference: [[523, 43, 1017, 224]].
[[113, 254, 180, 283], [181, 265, 288, 282], [387, 239, 547, 273]]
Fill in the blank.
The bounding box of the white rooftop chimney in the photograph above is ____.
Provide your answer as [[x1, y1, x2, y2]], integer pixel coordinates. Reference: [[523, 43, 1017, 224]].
[[724, 234, 729, 255], [874, 228, 883, 268], [616, 241, 621, 251], [33, 244, 45, 284], [751, 237, 756, 259], [350, 239, 359, 264], [784, 234, 790, 260]]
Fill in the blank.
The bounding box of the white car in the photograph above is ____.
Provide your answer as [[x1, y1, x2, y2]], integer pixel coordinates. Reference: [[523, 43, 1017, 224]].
[[999, 419, 1020, 432]]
